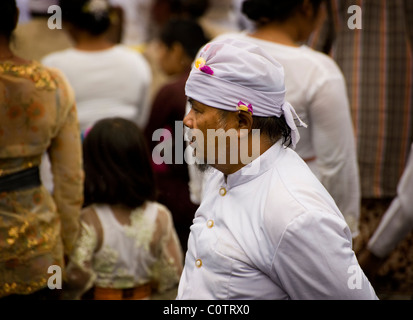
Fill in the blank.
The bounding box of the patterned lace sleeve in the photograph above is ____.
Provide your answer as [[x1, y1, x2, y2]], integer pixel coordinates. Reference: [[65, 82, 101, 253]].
[[63, 219, 98, 300], [151, 204, 184, 293], [48, 68, 84, 255]]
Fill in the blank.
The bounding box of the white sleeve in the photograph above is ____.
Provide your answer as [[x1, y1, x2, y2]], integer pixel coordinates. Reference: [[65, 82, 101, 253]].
[[368, 143, 413, 258], [309, 75, 361, 237], [272, 211, 378, 300], [135, 54, 153, 130]]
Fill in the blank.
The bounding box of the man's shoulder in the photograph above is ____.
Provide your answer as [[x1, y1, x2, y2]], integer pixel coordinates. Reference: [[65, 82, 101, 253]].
[[261, 149, 343, 230]]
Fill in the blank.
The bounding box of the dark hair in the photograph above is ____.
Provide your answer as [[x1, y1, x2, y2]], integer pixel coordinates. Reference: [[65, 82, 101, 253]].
[[82, 117, 157, 208], [59, 0, 111, 35], [217, 110, 292, 147], [252, 115, 292, 147], [160, 18, 209, 59], [154, 0, 209, 20], [0, 0, 18, 39], [242, 0, 324, 23], [180, 0, 210, 19]]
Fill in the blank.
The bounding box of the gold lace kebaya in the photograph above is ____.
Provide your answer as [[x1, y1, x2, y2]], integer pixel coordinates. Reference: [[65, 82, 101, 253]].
[[0, 60, 83, 297], [0, 61, 57, 91]]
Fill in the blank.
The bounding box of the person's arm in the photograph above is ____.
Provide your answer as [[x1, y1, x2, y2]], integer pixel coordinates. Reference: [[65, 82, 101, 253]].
[[359, 143, 413, 277], [309, 73, 361, 237], [63, 208, 100, 300], [151, 204, 184, 293], [368, 200, 413, 259], [271, 211, 377, 299], [48, 72, 84, 256]]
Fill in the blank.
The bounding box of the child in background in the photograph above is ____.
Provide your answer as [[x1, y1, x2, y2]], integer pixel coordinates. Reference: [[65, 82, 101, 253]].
[[63, 117, 183, 300]]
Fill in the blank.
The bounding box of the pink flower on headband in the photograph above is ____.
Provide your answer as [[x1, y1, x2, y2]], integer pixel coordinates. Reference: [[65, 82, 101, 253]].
[[237, 101, 253, 115], [195, 57, 214, 75], [200, 65, 214, 75]]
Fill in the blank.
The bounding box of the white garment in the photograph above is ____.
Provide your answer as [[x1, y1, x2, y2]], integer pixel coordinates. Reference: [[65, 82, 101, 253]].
[[93, 204, 157, 287], [368, 143, 413, 258], [65, 202, 183, 299], [109, 0, 154, 45], [177, 142, 377, 300], [42, 45, 152, 133], [199, 0, 241, 38], [93, 203, 158, 287], [16, 0, 32, 24], [209, 32, 361, 236]]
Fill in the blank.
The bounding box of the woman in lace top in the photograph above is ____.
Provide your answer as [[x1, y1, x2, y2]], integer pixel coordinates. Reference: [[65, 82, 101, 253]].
[[0, 0, 83, 299], [64, 118, 183, 300]]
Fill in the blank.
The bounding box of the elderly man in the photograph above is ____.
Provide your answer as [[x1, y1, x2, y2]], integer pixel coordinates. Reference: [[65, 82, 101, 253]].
[[177, 39, 377, 300]]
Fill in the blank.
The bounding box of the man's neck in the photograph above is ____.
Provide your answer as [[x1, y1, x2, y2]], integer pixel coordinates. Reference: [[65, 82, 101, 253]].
[[0, 36, 13, 56], [212, 135, 273, 177], [0, 36, 30, 65], [74, 33, 114, 51]]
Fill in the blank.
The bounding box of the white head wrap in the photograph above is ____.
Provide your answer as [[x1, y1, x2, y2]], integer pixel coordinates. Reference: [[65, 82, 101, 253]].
[[185, 38, 307, 148]]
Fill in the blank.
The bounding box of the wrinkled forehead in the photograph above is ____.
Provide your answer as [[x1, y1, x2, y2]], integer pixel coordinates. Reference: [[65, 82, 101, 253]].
[[187, 97, 227, 115]]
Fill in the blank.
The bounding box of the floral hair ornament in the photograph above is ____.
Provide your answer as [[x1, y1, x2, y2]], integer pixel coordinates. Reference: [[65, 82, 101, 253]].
[[82, 0, 109, 20], [195, 57, 214, 76], [237, 101, 253, 115]]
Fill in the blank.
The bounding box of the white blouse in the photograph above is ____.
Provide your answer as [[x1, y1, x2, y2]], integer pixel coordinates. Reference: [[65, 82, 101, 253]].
[[65, 202, 183, 299], [42, 45, 152, 133], [177, 142, 377, 300]]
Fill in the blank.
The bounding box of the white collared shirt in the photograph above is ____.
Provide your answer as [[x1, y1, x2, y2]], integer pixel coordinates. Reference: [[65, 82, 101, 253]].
[[177, 142, 377, 300]]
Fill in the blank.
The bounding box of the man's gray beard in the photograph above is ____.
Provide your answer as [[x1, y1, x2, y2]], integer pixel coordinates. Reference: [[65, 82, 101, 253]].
[[195, 163, 212, 173]]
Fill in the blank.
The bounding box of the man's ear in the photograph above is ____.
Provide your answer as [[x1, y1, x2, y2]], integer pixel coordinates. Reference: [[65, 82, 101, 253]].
[[237, 111, 253, 139]]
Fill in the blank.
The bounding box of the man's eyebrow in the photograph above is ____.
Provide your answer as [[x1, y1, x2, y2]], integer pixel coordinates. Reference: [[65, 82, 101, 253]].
[[187, 98, 194, 105]]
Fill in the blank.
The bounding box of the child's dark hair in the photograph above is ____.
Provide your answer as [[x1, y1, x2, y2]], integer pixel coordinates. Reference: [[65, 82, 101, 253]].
[[0, 0, 18, 40], [59, 0, 111, 35], [83, 117, 157, 208], [160, 18, 209, 60], [180, 0, 210, 19], [242, 0, 325, 23]]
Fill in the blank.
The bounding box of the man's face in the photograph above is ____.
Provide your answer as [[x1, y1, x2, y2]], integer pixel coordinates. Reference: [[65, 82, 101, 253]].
[[183, 98, 238, 171]]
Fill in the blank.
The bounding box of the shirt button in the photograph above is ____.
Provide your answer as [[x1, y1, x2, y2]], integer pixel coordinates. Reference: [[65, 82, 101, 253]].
[[207, 220, 214, 228], [195, 259, 203, 268], [219, 187, 227, 196]]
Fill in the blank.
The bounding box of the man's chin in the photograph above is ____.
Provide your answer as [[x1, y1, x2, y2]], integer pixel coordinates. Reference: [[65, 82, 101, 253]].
[[195, 162, 211, 173]]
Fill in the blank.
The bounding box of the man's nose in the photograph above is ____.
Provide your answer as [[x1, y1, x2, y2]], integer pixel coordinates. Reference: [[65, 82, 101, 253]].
[[183, 109, 194, 129]]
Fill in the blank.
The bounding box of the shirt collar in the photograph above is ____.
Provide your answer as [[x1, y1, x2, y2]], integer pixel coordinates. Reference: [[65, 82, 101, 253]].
[[224, 141, 284, 189]]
